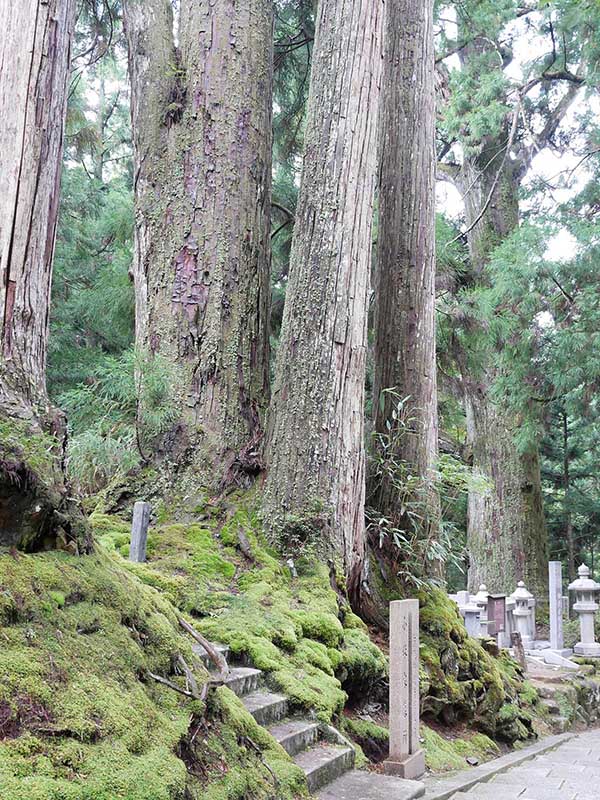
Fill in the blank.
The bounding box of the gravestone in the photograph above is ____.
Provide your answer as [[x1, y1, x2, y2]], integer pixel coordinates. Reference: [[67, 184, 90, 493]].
[[549, 561, 571, 656], [129, 501, 150, 563], [384, 600, 425, 780]]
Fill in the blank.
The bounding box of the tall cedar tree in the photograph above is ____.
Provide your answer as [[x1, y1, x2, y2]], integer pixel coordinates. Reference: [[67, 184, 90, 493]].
[[263, 0, 383, 593], [438, 7, 589, 594], [0, 0, 88, 551], [123, 0, 272, 484], [372, 0, 440, 569]]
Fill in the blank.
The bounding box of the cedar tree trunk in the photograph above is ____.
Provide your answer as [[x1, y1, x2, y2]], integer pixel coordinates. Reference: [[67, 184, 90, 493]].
[[0, 0, 88, 551], [262, 0, 383, 592], [371, 0, 440, 572], [459, 149, 548, 596], [123, 0, 272, 484]]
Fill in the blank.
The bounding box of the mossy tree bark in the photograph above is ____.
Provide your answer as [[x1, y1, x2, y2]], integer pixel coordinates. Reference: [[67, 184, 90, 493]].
[[371, 0, 441, 572], [457, 149, 548, 596], [262, 0, 383, 592], [0, 0, 88, 551], [123, 0, 273, 485]]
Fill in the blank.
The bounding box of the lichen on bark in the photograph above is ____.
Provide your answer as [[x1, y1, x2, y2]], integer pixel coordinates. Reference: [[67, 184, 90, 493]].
[[123, 0, 273, 487], [262, 0, 384, 590]]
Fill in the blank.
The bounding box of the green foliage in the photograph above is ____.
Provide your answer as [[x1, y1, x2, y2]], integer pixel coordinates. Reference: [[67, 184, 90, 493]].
[[60, 348, 177, 494], [368, 391, 487, 588]]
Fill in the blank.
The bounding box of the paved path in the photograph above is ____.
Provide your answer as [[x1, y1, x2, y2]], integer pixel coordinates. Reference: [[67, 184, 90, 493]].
[[425, 729, 600, 800]]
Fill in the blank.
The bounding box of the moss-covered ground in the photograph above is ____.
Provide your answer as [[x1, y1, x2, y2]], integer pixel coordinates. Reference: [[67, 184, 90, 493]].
[[0, 491, 545, 798]]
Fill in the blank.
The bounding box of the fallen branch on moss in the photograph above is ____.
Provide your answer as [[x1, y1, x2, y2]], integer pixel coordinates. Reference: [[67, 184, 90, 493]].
[[146, 670, 198, 698], [177, 653, 208, 701], [243, 734, 279, 786], [178, 616, 230, 682]]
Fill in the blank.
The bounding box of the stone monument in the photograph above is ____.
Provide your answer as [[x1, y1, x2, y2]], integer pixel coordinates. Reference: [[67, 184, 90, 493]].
[[548, 560, 572, 657], [384, 599, 425, 780]]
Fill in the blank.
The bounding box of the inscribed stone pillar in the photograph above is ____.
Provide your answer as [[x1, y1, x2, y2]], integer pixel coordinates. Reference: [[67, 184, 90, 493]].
[[129, 501, 150, 563], [384, 600, 425, 780], [549, 561, 564, 651]]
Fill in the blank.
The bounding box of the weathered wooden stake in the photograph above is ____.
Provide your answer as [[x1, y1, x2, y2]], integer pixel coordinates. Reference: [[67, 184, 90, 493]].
[[384, 599, 425, 780], [129, 501, 150, 563]]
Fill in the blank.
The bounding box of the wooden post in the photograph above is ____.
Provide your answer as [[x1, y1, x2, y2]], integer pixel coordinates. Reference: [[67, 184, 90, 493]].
[[384, 599, 425, 780], [129, 501, 150, 563]]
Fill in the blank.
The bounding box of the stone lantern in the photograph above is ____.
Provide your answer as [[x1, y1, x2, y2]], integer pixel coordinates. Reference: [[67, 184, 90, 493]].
[[568, 564, 600, 657], [472, 585, 489, 637], [511, 581, 533, 647]]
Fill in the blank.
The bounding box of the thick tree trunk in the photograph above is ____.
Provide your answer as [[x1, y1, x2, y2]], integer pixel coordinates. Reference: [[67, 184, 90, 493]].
[[123, 0, 272, 484], [371, 0, 440, 569], [262, 0, 383, 591], [459, 150, 548, 596], [0, 0, 88, 552]]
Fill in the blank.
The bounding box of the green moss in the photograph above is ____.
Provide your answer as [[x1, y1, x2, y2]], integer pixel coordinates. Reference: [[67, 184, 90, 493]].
[[0, 549, 199, 799], [291, 610, 343, 647], [336, 629, 387, 695], [0, 545, 306, 800], [190, 688, 307, 800], [418, 589, 538, 742], [0, 418, 56, 484], [421, 726, 499, 773]]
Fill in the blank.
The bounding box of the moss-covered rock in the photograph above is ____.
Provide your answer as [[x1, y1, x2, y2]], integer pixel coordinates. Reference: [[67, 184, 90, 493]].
[[419, 588, 538, 742], [0, 548, 304, 800], [0, 416, 89, 553]]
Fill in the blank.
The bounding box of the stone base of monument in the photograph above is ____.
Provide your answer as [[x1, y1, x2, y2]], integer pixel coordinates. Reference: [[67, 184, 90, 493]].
[[545, 648, 574, 659], [384, 750, 425, 780], [574, 642, 600, 657]]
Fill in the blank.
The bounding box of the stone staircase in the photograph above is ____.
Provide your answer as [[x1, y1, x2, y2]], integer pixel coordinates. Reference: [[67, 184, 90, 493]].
[[194, 641, 425, 799]]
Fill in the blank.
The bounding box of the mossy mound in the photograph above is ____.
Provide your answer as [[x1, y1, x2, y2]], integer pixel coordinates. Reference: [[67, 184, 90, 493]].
[[419, 588, 539, 741], [421, 725, 499, 772], [0, 417, 89, 553], [97, 504, 387, 723], [0, 548, 305, 800], [342, 716, 499, 773]]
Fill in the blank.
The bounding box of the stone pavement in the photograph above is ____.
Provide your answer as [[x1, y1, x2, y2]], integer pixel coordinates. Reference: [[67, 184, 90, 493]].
[[424, 729, 600, 800]]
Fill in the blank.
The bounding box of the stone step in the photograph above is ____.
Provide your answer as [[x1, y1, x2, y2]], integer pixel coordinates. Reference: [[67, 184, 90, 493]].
[[221, 666, 262, 697], [242, 690, 289, 726], [541, 698, 560, 715], [268, 718, 320, 756], [317, 769, 425, 800], [192, 641, 230, 669], [294, 743, 355, 794]]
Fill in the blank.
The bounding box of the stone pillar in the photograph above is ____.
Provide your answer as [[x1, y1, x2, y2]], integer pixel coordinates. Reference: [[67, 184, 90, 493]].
[[456, 590, 470, 606], [511, 581, 534, 648], [463, 603, 482, 638], [568, 564, 600, 657], [384, 599, 425, 780], [129, 501, 150, 563], [549, 561, 570, 655]]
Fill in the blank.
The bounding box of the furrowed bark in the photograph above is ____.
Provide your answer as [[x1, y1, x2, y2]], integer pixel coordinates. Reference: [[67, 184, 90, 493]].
[[123, 0, 273, 484], [371, 0, 441, 573], [262, 0, 383, 591], [0, 0, 75, 405], [0, 0, 88, 552]]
